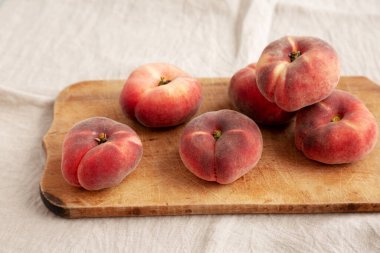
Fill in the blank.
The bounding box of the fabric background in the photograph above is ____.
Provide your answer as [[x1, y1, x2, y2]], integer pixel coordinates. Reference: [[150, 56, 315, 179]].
[[1, 0, 380, 252]]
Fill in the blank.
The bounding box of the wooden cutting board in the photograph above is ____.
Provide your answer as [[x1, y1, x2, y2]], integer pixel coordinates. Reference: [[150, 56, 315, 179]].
[[40, 76, 380, 218]]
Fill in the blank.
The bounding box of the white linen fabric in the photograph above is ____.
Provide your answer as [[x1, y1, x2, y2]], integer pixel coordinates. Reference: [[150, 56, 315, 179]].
[[1, 0, 380, 252]]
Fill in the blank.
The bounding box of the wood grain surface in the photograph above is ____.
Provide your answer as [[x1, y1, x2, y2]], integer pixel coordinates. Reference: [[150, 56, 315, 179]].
[[40, 77, 380, 218]]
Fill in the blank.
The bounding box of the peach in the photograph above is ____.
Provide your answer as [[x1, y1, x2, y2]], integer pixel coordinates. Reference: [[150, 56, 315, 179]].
[[119, 63, 202, 128], [295, 90, 378, 164], [256, 36, 340, 112], [61, 117, 143, 190], [228, 63, 295, 125], [179, 109, 263, 184]]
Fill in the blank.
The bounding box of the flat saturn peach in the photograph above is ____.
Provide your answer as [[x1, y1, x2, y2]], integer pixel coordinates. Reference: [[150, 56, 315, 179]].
[[61, 117, 143, 190], [179, 109, 263, 184], [295, 90, 378, 164], [228, 63, 295, 125], [256, 36, 340, 112], [119, 63, 202, 128]]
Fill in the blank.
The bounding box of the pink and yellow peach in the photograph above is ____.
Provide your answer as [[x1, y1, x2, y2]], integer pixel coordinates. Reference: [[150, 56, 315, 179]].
[[256, 36, 340, 112], [179, 109, 263, 184], [61, 117, 143, 190], [295, 90, 378, 164], [229, 63, 295, 125], [119, 63, 202, 128]]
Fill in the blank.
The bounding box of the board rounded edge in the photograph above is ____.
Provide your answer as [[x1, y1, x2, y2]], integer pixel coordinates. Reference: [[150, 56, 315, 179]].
[[40, 186, 70, 218]]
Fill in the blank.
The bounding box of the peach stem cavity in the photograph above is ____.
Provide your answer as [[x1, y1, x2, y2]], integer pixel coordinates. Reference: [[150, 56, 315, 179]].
[[288, 51, 301, 62], [331, 115, 342, 122], [213, 129, 222, 140], [158, 77, 171, 86], [95, 132, 108, 144]]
